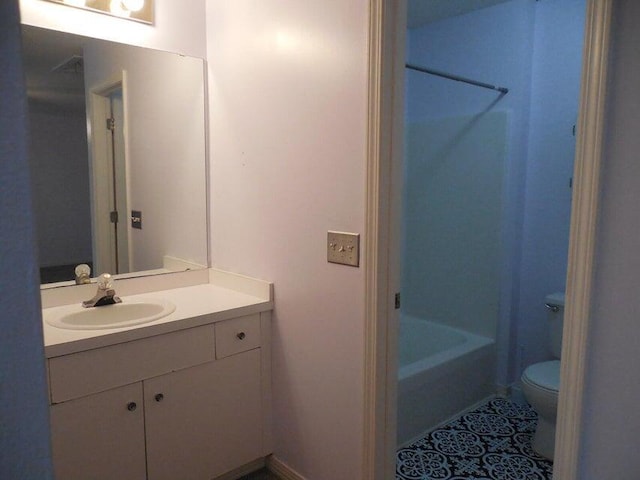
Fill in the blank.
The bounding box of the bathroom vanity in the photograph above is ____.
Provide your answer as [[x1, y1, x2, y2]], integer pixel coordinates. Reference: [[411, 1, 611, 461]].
[[42, 271, 273, 480]]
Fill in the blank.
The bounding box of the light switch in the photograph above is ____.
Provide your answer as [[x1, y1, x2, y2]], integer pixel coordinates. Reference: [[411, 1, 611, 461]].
[[327, 231, 360, 267], [131, 210, 142, 229]]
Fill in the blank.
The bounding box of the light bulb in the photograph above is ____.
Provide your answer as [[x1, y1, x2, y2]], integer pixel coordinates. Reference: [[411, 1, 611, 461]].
[[122, 0, 144, 12], [110, 0, 131, 17]]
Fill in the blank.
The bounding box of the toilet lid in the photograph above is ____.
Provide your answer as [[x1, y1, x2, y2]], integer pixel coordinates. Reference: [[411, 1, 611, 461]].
[[523, 360, 560, 392]]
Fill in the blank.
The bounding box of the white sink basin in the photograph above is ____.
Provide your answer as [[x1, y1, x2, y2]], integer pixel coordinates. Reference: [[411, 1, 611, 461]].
[[44, 298, 176, 330]]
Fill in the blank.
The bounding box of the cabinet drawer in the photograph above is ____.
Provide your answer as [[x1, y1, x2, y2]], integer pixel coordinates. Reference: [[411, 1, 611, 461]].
[[215, 314, 261, 359], [49, 325, 215, 403]]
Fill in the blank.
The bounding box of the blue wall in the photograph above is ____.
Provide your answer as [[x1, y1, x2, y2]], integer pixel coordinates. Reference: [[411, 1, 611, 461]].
[[0, 1, 54, 477], [517, 0, 585, 376], [405, 0, 586, 386]]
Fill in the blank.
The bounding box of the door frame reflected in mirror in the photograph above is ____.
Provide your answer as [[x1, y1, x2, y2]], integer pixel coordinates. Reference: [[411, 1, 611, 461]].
[[88, 73, 130, 276]]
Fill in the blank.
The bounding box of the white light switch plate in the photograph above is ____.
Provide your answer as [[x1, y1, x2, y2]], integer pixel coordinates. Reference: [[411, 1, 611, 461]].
[[327, 231, 360, 267]]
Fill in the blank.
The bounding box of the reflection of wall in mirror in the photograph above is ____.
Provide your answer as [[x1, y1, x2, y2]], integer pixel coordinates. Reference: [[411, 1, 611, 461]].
[[83, 40, 208, 272], [27, 98, 93, 280]]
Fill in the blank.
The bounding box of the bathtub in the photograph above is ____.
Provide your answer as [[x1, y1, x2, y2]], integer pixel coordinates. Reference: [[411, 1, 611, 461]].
[[397, 315, 496, 446]]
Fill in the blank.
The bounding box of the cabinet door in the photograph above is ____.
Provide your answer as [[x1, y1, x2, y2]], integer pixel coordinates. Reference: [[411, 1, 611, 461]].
[[50, 382, 146, 480], [144, 349, 263, 480]]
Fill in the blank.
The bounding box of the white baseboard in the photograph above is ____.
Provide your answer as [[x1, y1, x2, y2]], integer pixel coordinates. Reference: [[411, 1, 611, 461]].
[[266, 455, 307, 480], [510, 384, 527, 405], [398, 394, 496, 449], [496, 381, 527, 405], [214, 458, 266, 480], [495, 383, 511, 398]]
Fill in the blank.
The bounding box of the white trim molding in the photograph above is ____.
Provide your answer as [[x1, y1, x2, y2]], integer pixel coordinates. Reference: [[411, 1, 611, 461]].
[[363, 0, 387, 474], [363, 1, 406, 479], [364, 1, 613, 479], [555, 1, 613, 479], [266, 455, 307, 480]]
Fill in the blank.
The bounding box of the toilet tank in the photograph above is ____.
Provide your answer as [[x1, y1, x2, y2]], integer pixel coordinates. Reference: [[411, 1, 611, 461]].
[[545, 292, 565, 359]]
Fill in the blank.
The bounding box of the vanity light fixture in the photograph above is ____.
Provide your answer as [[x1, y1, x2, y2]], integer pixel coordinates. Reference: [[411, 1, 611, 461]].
[[63, 0, 87, 7], [121, 0, 144, 12], [42, 0, 154, 24], [109, 0, 131, 18]]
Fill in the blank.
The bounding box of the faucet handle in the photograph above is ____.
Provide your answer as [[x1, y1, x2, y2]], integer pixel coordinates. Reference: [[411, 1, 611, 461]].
[[74, 264, 91, 285], [75, 263, 91, 277], [97, 273, 114, 290]]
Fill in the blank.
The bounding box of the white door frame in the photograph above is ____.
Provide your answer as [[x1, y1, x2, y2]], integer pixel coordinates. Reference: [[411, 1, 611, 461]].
[[554, 1, 613, 478], [87, 72, 131, 276], [362, 1, 406, 478], [362, 1, 613, 479]]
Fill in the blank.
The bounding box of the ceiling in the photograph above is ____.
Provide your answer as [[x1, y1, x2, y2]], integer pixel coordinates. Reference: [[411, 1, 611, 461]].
[[21, 25, 86, 110], [407, 0, 513, 29]]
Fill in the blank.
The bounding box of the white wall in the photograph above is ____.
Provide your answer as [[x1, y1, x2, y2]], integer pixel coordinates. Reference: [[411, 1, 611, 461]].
[[517, 0, 586, 377], [83, 40, 208, 271], [206, 1, 369, 478], [28, 100, 92, 268], [0, 1, 53, 478], [578, 1, 640, 476], [19, 0, 206, 58]]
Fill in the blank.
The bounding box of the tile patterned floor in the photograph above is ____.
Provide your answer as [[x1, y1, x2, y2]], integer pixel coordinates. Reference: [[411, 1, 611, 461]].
[[396, 397, 553, 480]]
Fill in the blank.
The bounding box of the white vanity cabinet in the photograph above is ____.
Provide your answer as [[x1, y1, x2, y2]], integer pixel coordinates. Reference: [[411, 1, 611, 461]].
[[50, 382, 147, 479], [48, 312, 271, 480]]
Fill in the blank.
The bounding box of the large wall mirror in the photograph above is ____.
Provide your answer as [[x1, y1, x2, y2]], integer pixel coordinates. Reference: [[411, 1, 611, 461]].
[[21, 25, 209, 286]]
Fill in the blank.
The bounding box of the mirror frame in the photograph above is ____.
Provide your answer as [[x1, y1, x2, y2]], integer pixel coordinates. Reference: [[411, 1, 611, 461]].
[[21, 25, 210, 289]]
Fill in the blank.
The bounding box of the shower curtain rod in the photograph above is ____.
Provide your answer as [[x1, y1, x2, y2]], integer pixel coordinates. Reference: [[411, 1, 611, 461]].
[[405, 63, 509, 94]]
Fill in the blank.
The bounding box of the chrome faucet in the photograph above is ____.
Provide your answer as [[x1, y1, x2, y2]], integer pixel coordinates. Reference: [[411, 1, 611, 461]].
[[82, 273, 122, 308]]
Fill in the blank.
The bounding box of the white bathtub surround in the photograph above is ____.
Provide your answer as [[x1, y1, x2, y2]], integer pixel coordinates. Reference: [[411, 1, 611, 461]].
[[397, 316, 496, 446], [402, 113, 506, 340], [400, 111, 505, 448]]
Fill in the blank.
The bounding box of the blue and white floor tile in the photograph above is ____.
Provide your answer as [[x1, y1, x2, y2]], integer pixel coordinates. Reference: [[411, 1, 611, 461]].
[[396, 397, 553, 480]]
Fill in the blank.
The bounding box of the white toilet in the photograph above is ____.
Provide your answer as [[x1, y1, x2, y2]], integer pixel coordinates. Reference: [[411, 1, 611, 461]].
[[521, 292, 564, 460]]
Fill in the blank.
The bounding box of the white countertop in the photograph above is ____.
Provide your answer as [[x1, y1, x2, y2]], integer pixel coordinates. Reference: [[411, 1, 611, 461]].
[[43, 282, 272, 358]]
